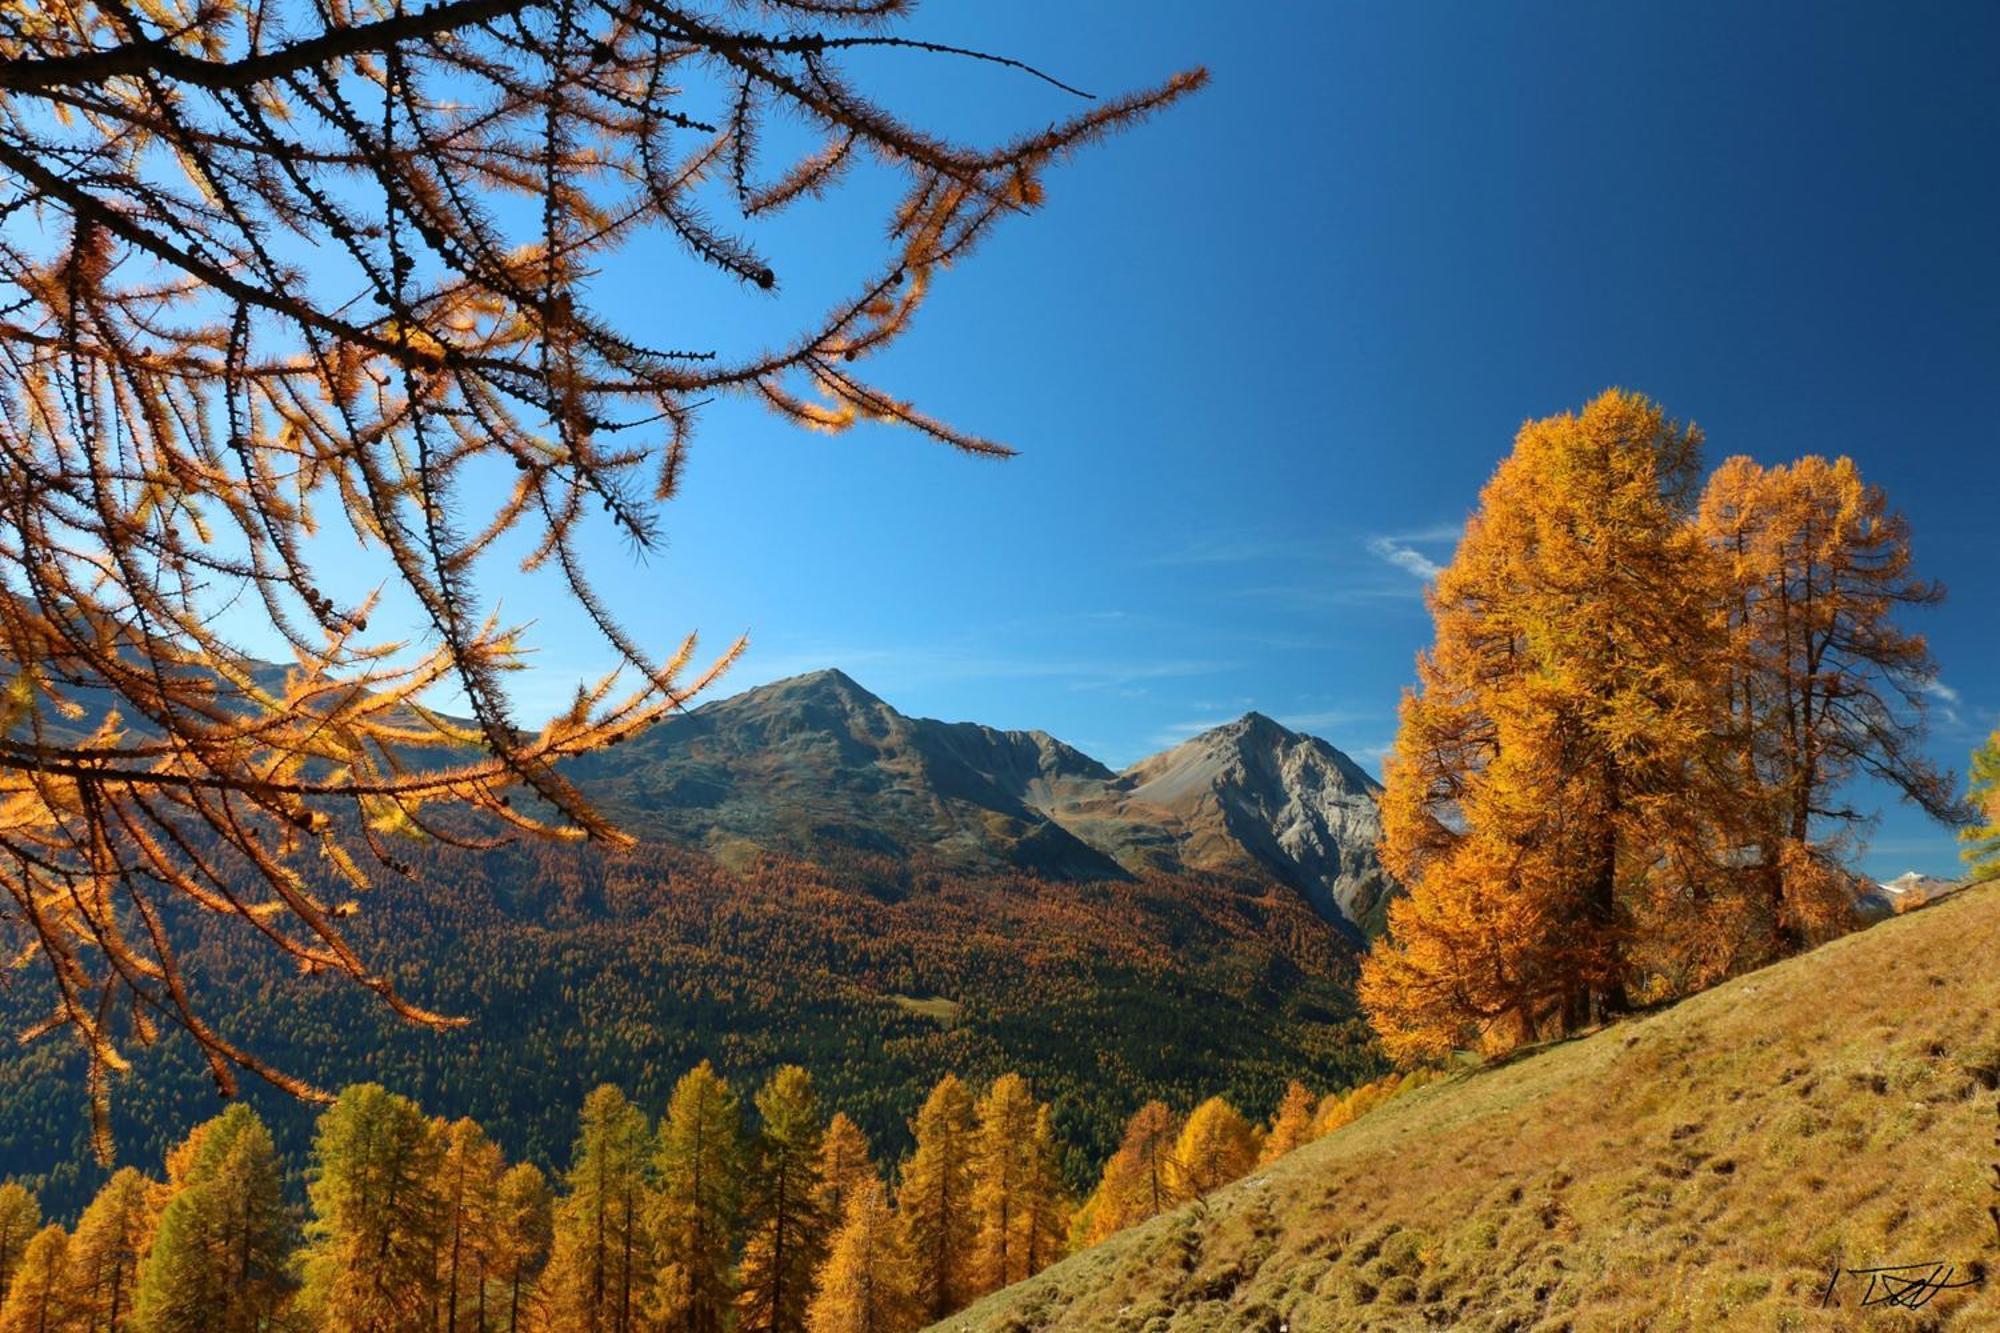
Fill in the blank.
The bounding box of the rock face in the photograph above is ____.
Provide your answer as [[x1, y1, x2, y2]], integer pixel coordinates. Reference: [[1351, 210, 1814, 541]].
[[1075, 713, 1394, 932], [566, 669, 1396, 933]]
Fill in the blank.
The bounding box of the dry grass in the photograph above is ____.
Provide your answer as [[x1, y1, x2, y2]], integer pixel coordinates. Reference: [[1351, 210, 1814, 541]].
[[940, 883, 2000, 1331]]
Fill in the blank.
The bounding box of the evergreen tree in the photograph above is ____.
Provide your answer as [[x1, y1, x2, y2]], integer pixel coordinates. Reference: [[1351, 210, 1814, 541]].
[[297, 1084, 449, 1333], [438, 1118, 507, 1333], [804, 1185, 919, 1333], [737, 1067, 830, 1333], [649, 1062, 744, 1333], [0, 1184, 38, 1304], [1965, 730, 2000, 881], [0, 1226, 77, 1333], [133, 1105, 292, 1333], [495, 1165, 554, 1333], [71, 1169, 157, 1333], [894, 1074, 977, 1322], [1170, 1098, 1257, 1199], [545, 1086, 653, 1333], [1079, 1102, 1181, 1245], [813, 1115, 876, 1234], [1259, 1082, 1317, 1165], [967, 1074, 1038, 1294]]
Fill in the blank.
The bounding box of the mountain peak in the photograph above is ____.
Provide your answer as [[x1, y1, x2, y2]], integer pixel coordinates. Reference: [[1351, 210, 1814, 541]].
[[568, 669, 1397, 932], [764, 665, 869, 693], [723, 667, 886, 712]]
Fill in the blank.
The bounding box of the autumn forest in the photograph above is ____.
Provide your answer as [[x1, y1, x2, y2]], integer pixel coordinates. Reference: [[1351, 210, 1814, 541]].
[[3, 0, 1996, 1327]]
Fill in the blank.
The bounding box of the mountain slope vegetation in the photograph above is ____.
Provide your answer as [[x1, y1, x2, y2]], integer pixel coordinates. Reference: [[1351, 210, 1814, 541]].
[[0, 841, 1376, 1219], [566, 670, 1392, 933], [943, 881, 2000, 1331]]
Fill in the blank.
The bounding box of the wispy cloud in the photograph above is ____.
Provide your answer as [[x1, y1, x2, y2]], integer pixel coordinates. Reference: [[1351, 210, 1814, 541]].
[[1365, 536, 1444, 581], [1922, 677, 1961, 706], [1363, 522, 1461, 585], [1920, 677, 1967, 731]]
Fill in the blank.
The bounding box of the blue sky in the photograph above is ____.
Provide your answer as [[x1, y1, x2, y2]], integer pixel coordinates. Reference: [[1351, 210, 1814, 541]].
[[319, 3, 1998, 879]]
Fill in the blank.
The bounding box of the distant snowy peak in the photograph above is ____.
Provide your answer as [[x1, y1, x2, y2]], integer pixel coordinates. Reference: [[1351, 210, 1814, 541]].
[[1855, 869, 1968, 922]]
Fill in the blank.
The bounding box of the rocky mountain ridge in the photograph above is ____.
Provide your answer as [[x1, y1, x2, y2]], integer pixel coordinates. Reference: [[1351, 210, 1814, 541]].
[[566, 669, 1396, 933]]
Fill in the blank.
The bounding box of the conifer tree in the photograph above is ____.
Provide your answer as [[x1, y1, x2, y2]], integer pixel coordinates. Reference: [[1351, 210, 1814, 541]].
[[494, 1165, 554, 1333], [649, 1063, 744, 1333], [804, 1185, 920, 1333], [1699, 454, 1963, 954], [71, 1168, 158, 1333], [134, 1105, 292, 1333], [0, 1185, 38, 1304], [813, 1115, 876, 1236], [968, 1074, 1039, 1295], [546, 1086, 653, 1333], [0, 1226, 77, 1333], [1170, 1098, 1257, 1199], [737, 1067, 831, 1333], [894, 1074, 978, 1322], [438, 1118, 508, 1333], [298, 1084, 449, 1333], [1259, 1082, 1317, 1165], [1078, 1101, 1182, 1246], [1019, 1106, 1070, 1281], [1365, 390, 1722, 1058], [1965, 730, 2000, 881]]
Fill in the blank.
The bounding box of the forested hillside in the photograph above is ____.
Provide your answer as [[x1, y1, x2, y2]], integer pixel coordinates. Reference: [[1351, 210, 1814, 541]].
[[0, 836, 1378, 1218], [0, 1053, 1430, 1332]]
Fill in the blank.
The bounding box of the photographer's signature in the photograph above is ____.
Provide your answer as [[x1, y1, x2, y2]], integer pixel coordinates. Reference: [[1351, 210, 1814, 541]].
[[1818, 1260, 1980, 1311]]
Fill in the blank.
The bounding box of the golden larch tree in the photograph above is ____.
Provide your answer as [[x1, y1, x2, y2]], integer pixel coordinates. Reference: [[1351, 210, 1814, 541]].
[[1077, 1101, 1182, 1246], [133, 1104, 292, 1333], [438, 1117, 508, 1333], [1168, 1097, 1257, 1200], [804, 1184, 919, 1333], [967, 1073, 1038, 1296], [545, 1086, 653, 1333], [1965, 730, 2000, 881], [1019, 1106, 1070, 1281], [1259, 1081, 1316, 1165], [0, 1185, 39, 1304], [70, 1168, 159, 1333], [813, 1114, 876, 1237], [1698, 454, 1964, 954], [298, 1084, 448, 1333], [1364, 390, 1723, 1056], [0, 1226, 78, 1333], [495, 1163, 555, 1333], [649, 1061, 743, 1333], [893, 1074, 976, 1322], [736, 1067, 829, 1333]]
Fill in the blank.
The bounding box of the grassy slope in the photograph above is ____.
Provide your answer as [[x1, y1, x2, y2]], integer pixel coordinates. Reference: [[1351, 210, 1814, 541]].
[[944, 883, 2000, 1331]]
